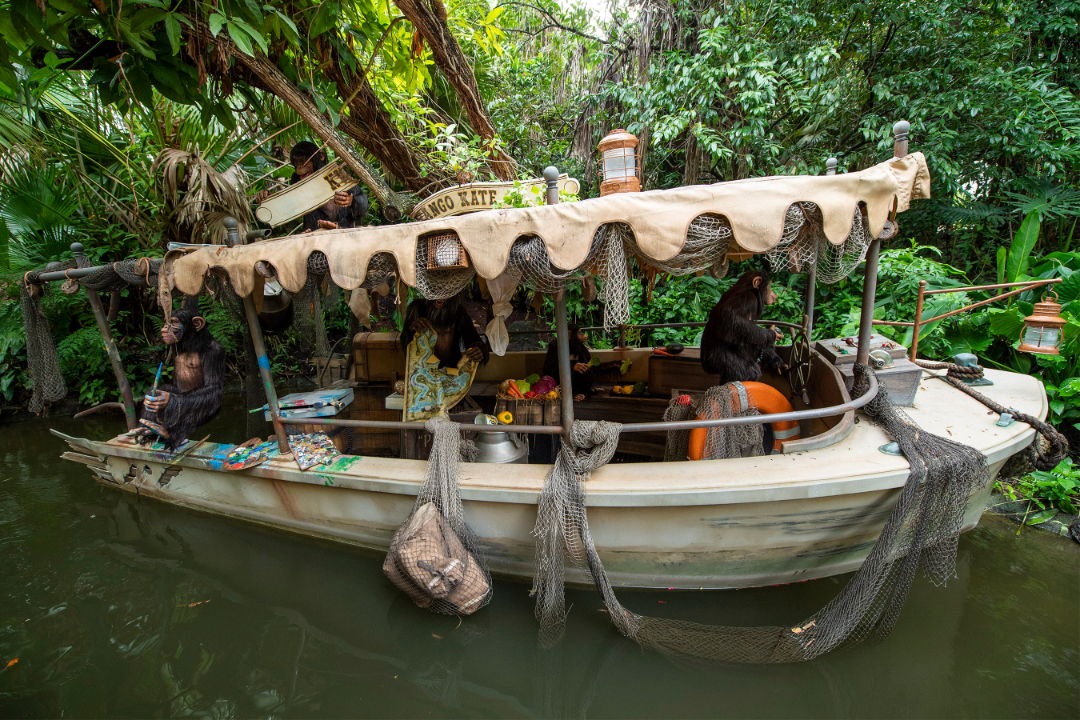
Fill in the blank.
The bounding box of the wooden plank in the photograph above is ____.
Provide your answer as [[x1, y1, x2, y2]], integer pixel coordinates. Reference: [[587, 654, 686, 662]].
[[60, 451, 108, 470]]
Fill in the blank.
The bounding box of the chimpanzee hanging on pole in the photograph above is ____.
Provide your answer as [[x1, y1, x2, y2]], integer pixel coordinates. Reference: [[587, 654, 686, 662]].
[[138, 296, 226, 451]]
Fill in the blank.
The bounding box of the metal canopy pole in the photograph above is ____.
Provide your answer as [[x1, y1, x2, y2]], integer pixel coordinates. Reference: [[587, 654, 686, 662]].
[[224, 217, 290, 453], [856, 122, 908, 366], [71, 242, 138, 430], [545, 166, 575, 441]]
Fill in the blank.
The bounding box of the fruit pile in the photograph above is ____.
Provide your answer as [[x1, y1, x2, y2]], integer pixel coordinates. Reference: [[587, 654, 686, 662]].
[[499, 374, 559, 400]]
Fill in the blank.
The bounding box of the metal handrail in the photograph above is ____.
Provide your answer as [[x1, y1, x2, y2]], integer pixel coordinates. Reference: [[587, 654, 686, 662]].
[[508, 320, 804, 336], [872, 277, 1063, 359], [278, 373, 876, 436]]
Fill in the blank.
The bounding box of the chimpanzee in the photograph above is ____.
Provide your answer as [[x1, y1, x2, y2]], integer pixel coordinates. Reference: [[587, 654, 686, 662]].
[[401, 292, 489, 368], [255, 140, 369, 232], [139, 296, 226, 451], [700, 269, 788, 384], [542, 325, 626, 402]]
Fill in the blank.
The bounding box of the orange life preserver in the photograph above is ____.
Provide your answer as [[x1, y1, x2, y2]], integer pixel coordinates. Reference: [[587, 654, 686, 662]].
[[687, 382, 800, 459]]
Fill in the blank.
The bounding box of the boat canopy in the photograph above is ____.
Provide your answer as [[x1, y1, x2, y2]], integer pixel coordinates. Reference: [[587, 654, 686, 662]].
[[163, 153, 929, 299]]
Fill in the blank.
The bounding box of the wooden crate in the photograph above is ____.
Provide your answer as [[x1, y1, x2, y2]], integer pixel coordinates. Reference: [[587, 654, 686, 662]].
[[354, 331, 406, 383], [350, 383, 400, 457], [312, 355, 349, 388], [493, 395, 560, 426]]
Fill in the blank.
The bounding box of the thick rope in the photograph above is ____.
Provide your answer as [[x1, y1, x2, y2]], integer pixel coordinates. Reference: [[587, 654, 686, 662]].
[[913, 360, 1068, 471]]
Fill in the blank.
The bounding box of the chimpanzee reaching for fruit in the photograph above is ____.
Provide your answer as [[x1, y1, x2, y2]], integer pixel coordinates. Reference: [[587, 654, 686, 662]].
[[139, 296, 225, 451], [700, 269, 788, 384]]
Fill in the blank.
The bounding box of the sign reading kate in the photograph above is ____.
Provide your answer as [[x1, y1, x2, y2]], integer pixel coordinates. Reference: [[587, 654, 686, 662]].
[[410, 175, 581, 221]]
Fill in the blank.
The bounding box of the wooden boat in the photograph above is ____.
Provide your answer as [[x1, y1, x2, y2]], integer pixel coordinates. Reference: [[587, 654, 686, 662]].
[[49, 122, 1053, 591]]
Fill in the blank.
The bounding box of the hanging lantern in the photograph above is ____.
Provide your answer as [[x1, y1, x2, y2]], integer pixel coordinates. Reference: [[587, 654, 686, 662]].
[[598, 129, 640, 196], [1018, 291, 1066, 355]]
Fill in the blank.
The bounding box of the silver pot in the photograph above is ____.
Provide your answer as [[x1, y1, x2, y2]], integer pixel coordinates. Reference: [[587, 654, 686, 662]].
[[473, 415, 529, 464]]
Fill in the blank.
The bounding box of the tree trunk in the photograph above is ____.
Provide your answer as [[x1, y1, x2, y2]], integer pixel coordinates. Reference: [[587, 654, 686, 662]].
[[392, 0, 517, 181], [186, 21, 416, 221], [324, 62, 450, 195]]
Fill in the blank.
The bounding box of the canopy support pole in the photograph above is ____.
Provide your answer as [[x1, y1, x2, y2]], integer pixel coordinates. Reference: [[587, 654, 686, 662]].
[[72, 243, 138, 430], [856, 238, 881, 366], [225, 218, 291, 454], [857, 121, 910, 365], [545, 166, 575, 442], [804, 262, 817, 339]]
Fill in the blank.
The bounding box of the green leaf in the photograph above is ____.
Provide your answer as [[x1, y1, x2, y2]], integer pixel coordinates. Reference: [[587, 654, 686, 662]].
[[227, 21, 255, 56], [164, 14, 182, 55], [0, 220, 8, 270], [988, 308, 1025, 340], [130, 7, 166, 34], [996, 246, 1006, 284], [208, 13, 225, 37], [1025, 508, 1057, 525], [1057, 271, 1080, 304], [231, 18, 267, 54], [309, 1, 339, 37], [1007, 210, 1041, 283]]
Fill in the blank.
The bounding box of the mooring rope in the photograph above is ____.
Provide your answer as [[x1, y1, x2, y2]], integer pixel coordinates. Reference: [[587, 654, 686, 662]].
[[912, 358, 1068, 471]]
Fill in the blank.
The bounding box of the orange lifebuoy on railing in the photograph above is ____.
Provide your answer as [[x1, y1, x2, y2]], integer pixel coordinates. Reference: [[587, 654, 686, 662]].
[[687, 382, 800, 459]]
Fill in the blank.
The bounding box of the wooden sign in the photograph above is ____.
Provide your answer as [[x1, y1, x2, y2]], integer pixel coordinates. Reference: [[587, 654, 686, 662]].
[[409, 175, 581, 221], [255, 160, 359, 227]]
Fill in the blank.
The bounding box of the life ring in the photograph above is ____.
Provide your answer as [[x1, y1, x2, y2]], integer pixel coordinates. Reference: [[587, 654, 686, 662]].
[[687, 382, 800, 459]]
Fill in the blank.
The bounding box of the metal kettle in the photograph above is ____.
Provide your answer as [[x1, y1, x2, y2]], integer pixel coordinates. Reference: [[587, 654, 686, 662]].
[[473, 415, 529, 464]]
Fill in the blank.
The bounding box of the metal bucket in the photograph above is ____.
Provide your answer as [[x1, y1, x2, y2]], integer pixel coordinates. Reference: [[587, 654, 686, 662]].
[[473, 415, 529, 464]]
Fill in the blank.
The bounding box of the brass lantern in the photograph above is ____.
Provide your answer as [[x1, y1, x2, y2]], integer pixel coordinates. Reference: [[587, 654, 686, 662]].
[[598, 129, 640, 196], [1018, 291, 1066, 355]]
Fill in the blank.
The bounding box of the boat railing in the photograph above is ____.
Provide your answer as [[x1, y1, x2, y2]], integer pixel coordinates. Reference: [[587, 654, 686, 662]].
[[280, 371, 877, 437]]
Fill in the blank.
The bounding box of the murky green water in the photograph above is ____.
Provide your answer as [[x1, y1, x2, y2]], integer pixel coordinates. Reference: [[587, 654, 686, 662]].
[[2, 401, 1078, 718]]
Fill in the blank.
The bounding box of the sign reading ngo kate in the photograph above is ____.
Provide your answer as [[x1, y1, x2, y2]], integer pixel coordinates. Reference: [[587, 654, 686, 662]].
[[409, 175, 581, 221]]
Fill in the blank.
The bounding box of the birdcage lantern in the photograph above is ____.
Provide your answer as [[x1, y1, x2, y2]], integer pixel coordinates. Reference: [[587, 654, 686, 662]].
[[598, 129, 640, 196], [425, 231, 469, 270], [1018, 291, 1066, 355]]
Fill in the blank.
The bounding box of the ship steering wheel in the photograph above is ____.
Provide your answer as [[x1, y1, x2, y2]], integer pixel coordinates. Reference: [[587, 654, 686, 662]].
[[787, 325, 813, 399], [758, 320, 813, 399]]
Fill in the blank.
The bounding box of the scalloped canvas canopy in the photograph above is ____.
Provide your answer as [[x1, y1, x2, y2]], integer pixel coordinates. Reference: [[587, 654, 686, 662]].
[[165, 153, 929, 299]]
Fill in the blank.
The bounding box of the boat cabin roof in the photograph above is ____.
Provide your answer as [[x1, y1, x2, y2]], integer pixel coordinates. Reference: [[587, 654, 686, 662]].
[[163, 154, 930, 299]]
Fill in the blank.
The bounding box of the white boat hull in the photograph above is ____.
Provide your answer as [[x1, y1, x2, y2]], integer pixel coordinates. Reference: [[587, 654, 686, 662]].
[[58, 368, 1044, 589]]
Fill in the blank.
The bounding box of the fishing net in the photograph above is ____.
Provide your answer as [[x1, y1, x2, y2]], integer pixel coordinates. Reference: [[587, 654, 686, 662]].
[[384, 415, 493, 615], [533, 364, 989, 663], [19, 282, 66, 414], [77, 258, 163, 292], [662, 384, 764, 462], [629, 214, 733, 276], [766, 203, 874, 284], [415, 239, 474, 300], [292, 278, 330, 357], [360, 252, 397, 290], [504, 225, 630, 328]]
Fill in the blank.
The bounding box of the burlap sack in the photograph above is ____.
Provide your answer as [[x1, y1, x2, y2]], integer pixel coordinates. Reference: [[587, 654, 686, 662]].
[[383, 502, 490, 614]]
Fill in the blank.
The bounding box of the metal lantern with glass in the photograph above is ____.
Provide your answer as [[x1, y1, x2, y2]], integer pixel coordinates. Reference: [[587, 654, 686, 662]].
[[598, 129, 640, 196], [1019, 291, 1066, 355]]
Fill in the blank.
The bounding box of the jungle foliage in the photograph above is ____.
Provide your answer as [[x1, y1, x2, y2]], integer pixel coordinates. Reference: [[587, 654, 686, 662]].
[[0, 0, 1076, 487]]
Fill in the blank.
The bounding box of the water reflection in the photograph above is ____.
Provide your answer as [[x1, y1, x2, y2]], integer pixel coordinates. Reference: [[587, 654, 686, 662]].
[[0, 408, 1077, 718]]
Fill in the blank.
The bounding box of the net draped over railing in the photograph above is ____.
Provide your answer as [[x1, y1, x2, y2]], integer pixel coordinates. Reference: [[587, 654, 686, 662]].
[[531, 365, 989, 664]]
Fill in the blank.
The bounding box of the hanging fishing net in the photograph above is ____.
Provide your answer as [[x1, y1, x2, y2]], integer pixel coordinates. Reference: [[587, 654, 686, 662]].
[[77, 258, 163, 293], [384, 415, 492, 615], [503, 225, 630, 328], [532, 364, 989, 663], [662, 383, 764, 462], [19, 282, 67, 414], [629, 214, 733, 276], [766, 202, 875, 284], [415, 238, 475, 300]]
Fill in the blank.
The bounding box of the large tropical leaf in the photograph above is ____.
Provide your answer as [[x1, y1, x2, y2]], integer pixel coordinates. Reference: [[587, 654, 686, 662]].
[[1006, 210, 1041, 283], [0, 163, 79, 266]]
